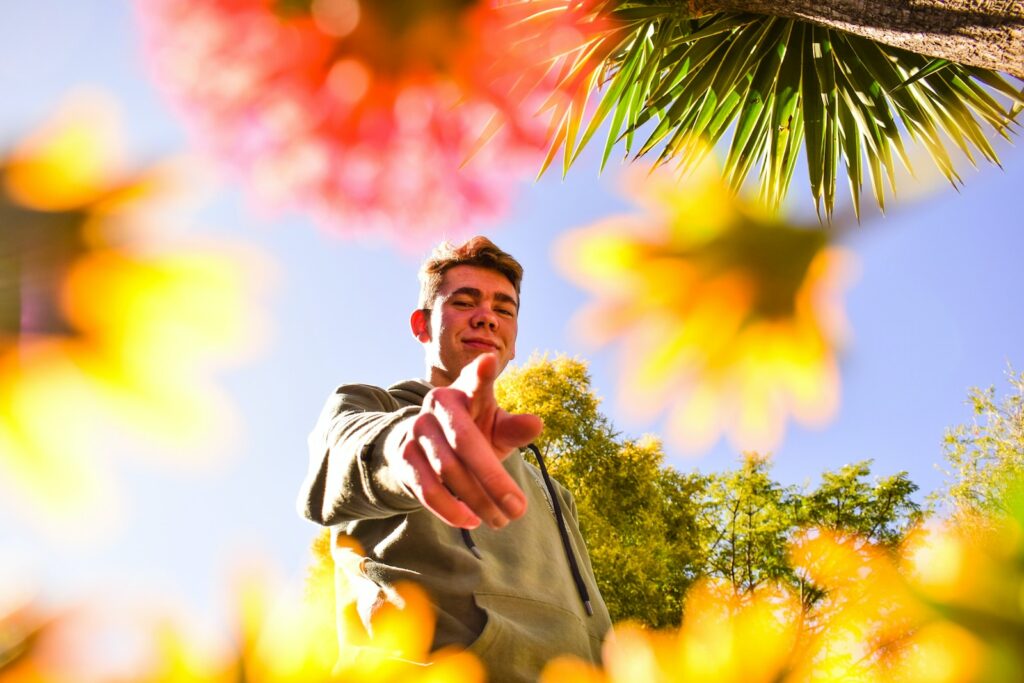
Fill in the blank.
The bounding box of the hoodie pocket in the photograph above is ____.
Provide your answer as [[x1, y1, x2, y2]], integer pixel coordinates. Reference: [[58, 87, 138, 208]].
[[468, 592, 602, 683]]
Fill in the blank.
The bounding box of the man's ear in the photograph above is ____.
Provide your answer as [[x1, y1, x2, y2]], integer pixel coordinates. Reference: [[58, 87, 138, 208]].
[[410, 309, 431, 342]]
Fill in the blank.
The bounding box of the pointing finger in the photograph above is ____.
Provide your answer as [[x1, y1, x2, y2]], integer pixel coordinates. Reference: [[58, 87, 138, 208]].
[[452, 353, 499, 420]]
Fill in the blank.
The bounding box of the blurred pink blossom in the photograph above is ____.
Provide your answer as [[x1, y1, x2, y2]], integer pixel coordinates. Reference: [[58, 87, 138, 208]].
[[138, 0, 601, 246]]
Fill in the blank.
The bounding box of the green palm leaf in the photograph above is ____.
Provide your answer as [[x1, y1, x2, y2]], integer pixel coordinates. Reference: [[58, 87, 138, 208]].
[[542, 7, 1023, 219]]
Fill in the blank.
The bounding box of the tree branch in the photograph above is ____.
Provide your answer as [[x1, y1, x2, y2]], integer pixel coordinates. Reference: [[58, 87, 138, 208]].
[[691, 0, 1024, 78]]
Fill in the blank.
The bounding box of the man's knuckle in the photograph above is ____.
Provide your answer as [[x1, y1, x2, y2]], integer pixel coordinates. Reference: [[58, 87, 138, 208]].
[[436, 386, 470, 408], [419, 474, 440, 494], [477, 469, 509, 493], [411, 413, 434, 435]]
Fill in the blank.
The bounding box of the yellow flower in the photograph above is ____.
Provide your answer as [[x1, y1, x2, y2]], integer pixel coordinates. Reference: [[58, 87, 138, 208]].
[[6, 519, 1023, 683], [0, 91, 270, 536], [539, 513, 1024, 683], [249, 575, 479, 682], [787, 530, 923, 683], [0, 554, 482, 683], [301, 534, 485, 683], [541, 580, 801, 683], [555, 156, 856, 453]]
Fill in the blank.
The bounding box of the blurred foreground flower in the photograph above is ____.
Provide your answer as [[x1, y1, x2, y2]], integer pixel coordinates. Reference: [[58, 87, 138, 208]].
[[542, 580, 803, 683], [543, 508, 1024, 683], [138, 0, 612, 245], [0, 92, 270, 536], [555, 156, 857, 453], [0, 549, 482, 683], [4, 511, 1024, 682]]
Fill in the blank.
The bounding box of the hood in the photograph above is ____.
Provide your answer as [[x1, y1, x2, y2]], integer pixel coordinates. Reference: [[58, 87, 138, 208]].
[[387, 378, 432, 407]]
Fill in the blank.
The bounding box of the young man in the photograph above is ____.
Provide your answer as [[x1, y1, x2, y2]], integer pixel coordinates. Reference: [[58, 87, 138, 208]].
[[298, 236, 611, 682]]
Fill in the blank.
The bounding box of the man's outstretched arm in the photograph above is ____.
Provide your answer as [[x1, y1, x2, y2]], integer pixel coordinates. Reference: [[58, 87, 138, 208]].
[[299, 384, 424, 525], [299, 353, 542, 528]]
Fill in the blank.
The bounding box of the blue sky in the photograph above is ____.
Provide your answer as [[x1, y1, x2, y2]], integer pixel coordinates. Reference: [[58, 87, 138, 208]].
[[1, 0, 1022, 618]]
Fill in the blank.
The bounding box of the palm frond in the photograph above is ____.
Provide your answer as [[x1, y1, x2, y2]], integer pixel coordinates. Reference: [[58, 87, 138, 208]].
[[542, 7, 1023, 219]]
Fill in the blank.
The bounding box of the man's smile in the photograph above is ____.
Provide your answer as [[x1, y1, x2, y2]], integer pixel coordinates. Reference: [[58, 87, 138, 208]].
[[463, 337, 499, 351]]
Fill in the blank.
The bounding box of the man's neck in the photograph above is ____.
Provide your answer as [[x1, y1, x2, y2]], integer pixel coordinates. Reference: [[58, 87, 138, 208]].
[[426, 366, 454, 388]]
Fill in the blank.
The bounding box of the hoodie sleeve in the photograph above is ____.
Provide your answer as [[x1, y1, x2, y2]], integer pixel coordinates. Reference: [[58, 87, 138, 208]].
[[298, 384, 423, 525]]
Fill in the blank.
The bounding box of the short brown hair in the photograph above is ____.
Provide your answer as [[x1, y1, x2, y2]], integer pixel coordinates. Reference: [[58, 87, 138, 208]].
[[418, 236, 523, 309]]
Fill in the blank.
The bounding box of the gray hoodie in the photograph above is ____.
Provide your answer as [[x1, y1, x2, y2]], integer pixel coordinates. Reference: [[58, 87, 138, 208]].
[[299, 379, 612, 682]]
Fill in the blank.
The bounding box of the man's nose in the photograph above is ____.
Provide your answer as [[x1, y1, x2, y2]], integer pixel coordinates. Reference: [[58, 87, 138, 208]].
[[471, 308, 498, 330]]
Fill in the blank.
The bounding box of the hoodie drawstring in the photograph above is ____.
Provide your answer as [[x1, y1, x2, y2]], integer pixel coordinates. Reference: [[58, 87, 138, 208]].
[[459, 444, 593, 617]]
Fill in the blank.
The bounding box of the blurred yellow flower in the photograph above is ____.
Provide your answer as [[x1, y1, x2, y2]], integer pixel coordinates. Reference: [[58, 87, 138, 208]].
[[541, 512, 1024, 683], [5, 514, 1024, 683], [307, 534, 484, 683], [787, 530, 922, 683], [0, 554, 481, 683], [0, 91, 270, 537], [541, 579, 801, 683], [555, 156, 857, 453], [902, 516, 1024, 637]]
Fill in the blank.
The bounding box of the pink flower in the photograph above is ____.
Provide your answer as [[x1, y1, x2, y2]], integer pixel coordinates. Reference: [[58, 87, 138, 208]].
[[138, 0, 604, 246]]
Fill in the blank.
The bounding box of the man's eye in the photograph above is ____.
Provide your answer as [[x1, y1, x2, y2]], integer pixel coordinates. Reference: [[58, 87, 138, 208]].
[[497, 308, 515, 317], [451, 300, 472, 308]]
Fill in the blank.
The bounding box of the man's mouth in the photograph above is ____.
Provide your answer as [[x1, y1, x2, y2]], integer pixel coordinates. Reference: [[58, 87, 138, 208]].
[[463, 338, 498, 351]]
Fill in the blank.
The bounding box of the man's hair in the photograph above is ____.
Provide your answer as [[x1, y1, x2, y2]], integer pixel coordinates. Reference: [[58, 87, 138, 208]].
[[418, 236, 523, 309]]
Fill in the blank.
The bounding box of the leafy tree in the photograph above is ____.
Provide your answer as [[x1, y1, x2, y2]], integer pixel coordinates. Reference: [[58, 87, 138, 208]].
[[609, 0, 1024, 76], [694, 455, 920, 613], [931, 369, 1024, 531], [696, 454, 798, 595], [792, 460, 921, 614], [497, 354, 704, 628], [497, 354, 922, 625], [800, 460, 922, 548]]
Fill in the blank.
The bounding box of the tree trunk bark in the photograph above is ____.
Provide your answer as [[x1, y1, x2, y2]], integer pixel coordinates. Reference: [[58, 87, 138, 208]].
[[691, 0, 1024, 79]]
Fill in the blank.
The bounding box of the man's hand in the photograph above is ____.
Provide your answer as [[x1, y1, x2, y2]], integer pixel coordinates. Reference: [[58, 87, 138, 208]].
[[383, 353, 543, 529]]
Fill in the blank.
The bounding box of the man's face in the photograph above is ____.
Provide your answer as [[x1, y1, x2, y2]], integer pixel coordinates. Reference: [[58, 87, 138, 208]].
[[413, 265, 519, 387]]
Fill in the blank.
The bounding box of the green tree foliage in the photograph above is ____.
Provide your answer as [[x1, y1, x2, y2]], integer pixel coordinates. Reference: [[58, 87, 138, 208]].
[[800, 460, 922, 548], [497, 354, 922, 627], [932, 370, 1024, 530], [496, 354, 704, 628], [696, 455, 797, 596], [695, 455, 921, 613]]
